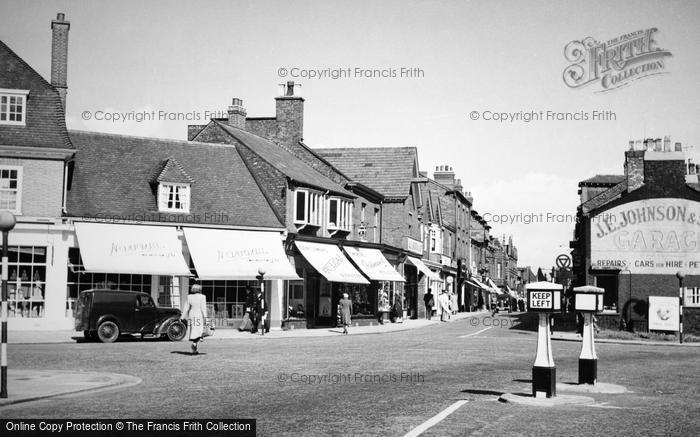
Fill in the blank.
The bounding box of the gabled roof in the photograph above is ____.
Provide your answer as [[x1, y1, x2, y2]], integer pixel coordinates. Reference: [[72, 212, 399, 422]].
[[315, 147, 419, 200], [212, 121, 354, 198], [0, 40, 73, 150], [150, 157, 195, 184], [66, 130, 284, 228], [579, 174, 624, 186]]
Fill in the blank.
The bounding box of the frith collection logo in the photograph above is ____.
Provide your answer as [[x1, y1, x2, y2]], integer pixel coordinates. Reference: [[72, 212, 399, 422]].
[[563, 28, 672, 92]]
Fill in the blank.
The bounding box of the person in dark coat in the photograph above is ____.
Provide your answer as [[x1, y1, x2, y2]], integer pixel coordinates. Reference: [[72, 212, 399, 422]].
[[338, 293, 353, 335], [251, 289, 266, 334], [423, 288, 434, 320]]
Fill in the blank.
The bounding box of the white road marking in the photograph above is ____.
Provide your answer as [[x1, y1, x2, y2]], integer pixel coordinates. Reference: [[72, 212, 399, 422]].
[[403, 400, 469, 437], [587, 402, 625, 409], [459, 327, 492, 338]]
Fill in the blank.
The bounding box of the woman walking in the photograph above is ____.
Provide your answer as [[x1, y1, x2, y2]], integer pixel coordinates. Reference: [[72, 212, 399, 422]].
[[338, 293, 353, 335], [182, 284, 207, 355]]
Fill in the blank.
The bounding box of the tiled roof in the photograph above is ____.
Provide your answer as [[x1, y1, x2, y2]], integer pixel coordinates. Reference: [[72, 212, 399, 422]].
[[0, 40, 73, 149], [315, 147, 419, 199], [66, 130, 284, 228], [579, 174, 624, 186], [214, 121, 354, 197]]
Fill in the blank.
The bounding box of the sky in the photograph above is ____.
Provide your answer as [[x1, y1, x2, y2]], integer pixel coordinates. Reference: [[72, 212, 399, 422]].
[[2, 0, 699, 270]]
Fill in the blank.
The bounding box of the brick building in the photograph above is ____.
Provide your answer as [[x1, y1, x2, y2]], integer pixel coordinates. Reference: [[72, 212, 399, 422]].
[[0, 15, 76, 329], [189, 85, 405, 328], [571, 137, 700, 334]]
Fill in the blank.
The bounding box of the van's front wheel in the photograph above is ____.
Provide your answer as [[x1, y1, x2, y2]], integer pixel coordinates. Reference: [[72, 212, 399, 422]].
[[96, 321, 120, 343]]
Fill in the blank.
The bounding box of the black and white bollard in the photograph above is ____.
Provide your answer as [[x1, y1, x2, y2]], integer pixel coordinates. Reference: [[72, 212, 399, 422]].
[[532, 312, 556, 397], [579, 312, 597, 384], [573, 285, 604, 385], [526, 281, 563, 398]]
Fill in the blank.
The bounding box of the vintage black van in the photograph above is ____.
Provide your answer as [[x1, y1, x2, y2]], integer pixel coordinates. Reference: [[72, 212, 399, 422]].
[[74, 289, 186, 343]]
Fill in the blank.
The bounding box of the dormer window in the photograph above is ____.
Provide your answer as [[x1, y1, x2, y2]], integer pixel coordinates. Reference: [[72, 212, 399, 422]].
[[150, 157, 195, 214], [327, 197, 352, 232], [294, 189, 322, 227], [0, 89, 29, 126], [158, 183, 190, 213]]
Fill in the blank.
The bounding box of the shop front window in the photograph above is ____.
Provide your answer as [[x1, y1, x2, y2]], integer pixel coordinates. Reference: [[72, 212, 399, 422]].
[[286, 278, 305, 319], [340, 283, 373, 316], [7, 246, 46, 318], [66, 248, 152, 316], [198, 280, 258, 323]]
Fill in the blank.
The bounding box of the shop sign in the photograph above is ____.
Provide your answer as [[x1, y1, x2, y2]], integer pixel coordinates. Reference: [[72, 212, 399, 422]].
[[590, 198, 700, 274], [648, 296, 679, 331], [441, 255, 452, 266], [406, 237, 423, 255]]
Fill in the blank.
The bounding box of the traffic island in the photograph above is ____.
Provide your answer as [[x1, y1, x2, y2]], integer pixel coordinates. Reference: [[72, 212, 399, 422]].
[[499, 392, 595, 407], [556, 382, 628, 394], [0, 370, 141, 407]]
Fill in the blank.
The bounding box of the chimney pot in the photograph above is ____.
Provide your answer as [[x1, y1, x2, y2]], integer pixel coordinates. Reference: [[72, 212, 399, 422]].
[[227, 97, 247, 128], [286, 81, 295, 96], [675, 142, 683, 152], [628, 140, 634, 150]]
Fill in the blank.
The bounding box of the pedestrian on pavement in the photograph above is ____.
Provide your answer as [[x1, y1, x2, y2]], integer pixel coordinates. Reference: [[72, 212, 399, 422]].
[[439, 290, 451, 322], [251, 288, 266, 334], [182, 284, 207, 355], [238, 286, 254, 332], [338, 293, 353, 334], [423, 288, 434, 320]]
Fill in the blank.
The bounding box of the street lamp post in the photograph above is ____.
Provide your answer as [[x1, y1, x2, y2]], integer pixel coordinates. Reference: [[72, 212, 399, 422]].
[[257, 267, 266, 336], [677, 271, 685, 345], [0, 211, 17, 398], [620, 267, 633, 332]]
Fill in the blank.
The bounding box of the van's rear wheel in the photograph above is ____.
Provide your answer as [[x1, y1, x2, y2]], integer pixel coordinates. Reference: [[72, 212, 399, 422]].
[[96, 321, 120, 343]]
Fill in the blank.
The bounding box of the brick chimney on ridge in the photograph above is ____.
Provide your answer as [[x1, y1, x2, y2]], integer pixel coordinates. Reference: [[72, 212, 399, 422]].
[[51, 12, 70, 111]]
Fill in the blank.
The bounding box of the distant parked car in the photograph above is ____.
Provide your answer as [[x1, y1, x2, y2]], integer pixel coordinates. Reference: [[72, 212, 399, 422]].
[[74, 289, 186, 343]]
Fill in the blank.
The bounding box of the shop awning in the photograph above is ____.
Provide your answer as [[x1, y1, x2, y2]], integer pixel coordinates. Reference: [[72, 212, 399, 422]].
[[73, 222, 192, 276], [344, 247, 405, 282], [466, 279, 484, 289], [183, 228, 299, 280], [486, 278, 506, 296], [406, 256, 443, 282], [470, 277, 491, 291], [295, 241, 369, 284]]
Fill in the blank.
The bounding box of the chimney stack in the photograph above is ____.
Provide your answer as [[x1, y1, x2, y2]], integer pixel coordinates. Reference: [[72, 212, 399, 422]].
[[675, 142, 683, 152], [664, 136, 671, 151], [434, 164, 456, 187], [275, 81, 304, 147], [227, 98, 247, 129], [51, 12, 70, 111], [625, 139, 645, 192]]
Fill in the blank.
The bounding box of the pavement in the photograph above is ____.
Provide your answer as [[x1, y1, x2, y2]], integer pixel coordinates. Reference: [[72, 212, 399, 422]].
[[7, 311, 478, 344], [551, 330, 700, 347]]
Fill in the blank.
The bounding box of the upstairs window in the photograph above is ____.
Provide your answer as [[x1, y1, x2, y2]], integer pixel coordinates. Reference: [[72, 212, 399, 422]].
[[294, 189, 322, 226], [158, 183, 190, 213], [328, 197, 352, 232], [0, 166, 22, 213], [0, 90, 29, 125]]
